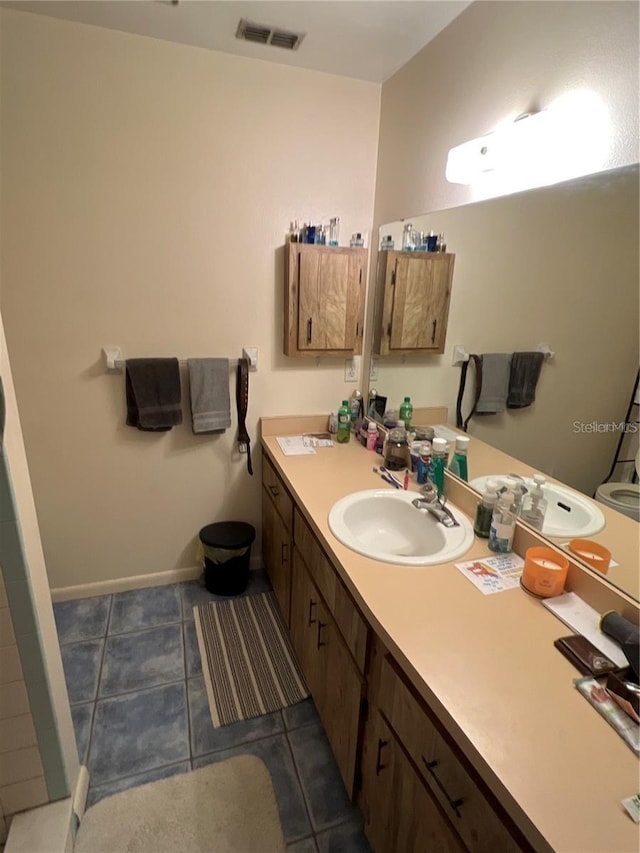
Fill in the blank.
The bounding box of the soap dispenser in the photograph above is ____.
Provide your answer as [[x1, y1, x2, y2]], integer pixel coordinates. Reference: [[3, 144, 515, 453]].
[[488, 481, 517, 553], [521, 474, 548, 531], [448, 436, 470, 482], [474, 479, 498, 538]]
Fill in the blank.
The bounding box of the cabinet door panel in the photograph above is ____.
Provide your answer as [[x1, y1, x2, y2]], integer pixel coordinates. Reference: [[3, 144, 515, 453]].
[[319, 252, 350, 349], [360, 711, 463, 853]]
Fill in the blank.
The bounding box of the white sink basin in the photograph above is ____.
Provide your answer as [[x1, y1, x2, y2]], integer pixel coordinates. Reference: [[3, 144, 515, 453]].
[[469, 475, 605, 538], [328, 489, 475, 566]]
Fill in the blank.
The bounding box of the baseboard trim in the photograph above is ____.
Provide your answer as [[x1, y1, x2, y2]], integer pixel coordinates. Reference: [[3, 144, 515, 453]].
[[5, 798, 73, 853], [51, 555, 263, 602]]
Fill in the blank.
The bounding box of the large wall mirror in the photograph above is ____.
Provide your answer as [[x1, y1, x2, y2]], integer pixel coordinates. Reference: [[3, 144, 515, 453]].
[[366, 164, 639, 602]]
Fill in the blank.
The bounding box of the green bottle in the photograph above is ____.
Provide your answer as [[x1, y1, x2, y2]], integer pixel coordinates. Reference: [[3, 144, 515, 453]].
[[337, 400, 351, 444], [399, 396, 413, 429]]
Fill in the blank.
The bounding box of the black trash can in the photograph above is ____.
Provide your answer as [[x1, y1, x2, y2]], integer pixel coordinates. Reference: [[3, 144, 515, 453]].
[[198, 521, 256, 596]]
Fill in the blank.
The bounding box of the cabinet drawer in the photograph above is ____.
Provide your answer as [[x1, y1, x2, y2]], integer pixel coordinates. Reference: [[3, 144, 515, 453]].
[[379, 656, 521, 853], [294, 508, 368, 673], [262, 454, 293, 533]]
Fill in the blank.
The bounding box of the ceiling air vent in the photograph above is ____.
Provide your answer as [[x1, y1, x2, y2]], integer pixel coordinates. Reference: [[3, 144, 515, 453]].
[[236, 19, 305, 51]]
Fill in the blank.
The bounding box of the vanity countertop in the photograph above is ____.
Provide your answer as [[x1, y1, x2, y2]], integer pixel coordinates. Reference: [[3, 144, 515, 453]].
[[261, 417, 639, 853]]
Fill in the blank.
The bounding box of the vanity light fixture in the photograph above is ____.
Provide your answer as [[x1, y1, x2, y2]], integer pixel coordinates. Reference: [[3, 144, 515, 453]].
[[446, 89, 610, 191]]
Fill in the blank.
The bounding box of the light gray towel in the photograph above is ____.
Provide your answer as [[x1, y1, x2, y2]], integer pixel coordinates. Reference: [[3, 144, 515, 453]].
[[187, 358, 231, 434], [475, 353, 511, 415]]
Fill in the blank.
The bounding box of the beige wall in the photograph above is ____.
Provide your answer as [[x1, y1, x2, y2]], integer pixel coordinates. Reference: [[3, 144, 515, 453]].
[[368, 0, 639, 495], [0, 10, 381, 589]]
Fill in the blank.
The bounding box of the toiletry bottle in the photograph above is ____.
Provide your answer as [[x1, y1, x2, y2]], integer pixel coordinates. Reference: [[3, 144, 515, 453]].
[[399, 396, 413, 429], [328, 217, 340, 246], [474, 479, 498, 538], [328, 412, 338, 436], [503, 476, 526, 516], [437, 233, 447, 252], [366, 421, 378, 451], [448, 435, 470, 482], [488, 486, 517, 553], [337, 400, 351, 444], [416, 442, 432, 485], [521, 474, 548, 531], [350, 391, 363, 432], [430, 437, 448, 499], [350, 233, 364, 248], [380, 235, 394, 250], [427, 230, 438, 252], [402, 223, 414, 251]]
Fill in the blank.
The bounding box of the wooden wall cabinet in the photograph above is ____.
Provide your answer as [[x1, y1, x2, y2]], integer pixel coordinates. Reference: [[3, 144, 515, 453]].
[[284, 243, 367, 357], [375, 251, 455, 355]]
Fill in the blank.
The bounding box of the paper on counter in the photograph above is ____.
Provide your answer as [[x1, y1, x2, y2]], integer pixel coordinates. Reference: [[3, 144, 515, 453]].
[[276, 436, 316, 456], [542, 592, 628, 668], [455, 554, 525, 595]]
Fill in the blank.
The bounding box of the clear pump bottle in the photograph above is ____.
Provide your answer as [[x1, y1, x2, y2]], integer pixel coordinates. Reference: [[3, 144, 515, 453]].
[[521, 474, 548, 531], [488, 483, 517, 553], [402, 223, 414, 251]]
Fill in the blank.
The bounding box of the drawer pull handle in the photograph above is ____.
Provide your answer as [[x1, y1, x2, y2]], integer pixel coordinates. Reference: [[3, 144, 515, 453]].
[[281, 542, 288, 564], [308, 599, 317, 625], [317, 620, 328, 649], [431, 319, 437, 344], [422, 756, 464, 818], [307, 318, 313, 345], [268, 484, 280, 498], [375, 738, 389, 775]]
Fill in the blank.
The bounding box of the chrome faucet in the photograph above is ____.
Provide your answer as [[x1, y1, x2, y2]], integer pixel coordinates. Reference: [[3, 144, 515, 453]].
[[411, 495, 460, 528]]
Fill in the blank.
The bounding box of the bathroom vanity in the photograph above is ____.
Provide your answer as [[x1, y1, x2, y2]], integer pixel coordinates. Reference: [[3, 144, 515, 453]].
[[261, 415, 638, 853]]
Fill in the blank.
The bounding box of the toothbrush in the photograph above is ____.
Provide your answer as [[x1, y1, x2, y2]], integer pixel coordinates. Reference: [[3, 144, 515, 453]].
[[373, 467, 401, 488], [379, 466, 403, 488]]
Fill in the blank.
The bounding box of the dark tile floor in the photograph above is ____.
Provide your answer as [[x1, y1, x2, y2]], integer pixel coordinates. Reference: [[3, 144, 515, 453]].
[[54, 571, 371, 852]]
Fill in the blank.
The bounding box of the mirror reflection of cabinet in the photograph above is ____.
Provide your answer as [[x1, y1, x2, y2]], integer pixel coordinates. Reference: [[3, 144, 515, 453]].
[[375, 251, 455, 355], [284, 244, 367, 357]]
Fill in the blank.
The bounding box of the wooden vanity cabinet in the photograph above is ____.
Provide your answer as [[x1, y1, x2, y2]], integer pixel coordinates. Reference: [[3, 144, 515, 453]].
[[375, 250, 454, 355], [290, 547, 364, 797], [284, 243, 367, 357], [261, 455, 293, 625]]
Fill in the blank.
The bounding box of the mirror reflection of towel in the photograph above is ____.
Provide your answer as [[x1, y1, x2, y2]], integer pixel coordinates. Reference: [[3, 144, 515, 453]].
[[475, 353, 511, 414], [507, 352, 545, 409], [125, 358, 182, 431]]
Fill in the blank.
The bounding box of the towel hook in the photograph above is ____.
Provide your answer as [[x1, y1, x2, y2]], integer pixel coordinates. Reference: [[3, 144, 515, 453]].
[[536, 343, 555, 361], [102, 346, 122, 371]]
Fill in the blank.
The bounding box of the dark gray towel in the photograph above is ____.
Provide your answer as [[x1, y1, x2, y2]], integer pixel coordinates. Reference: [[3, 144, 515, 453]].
[[187, 358, 231, 434], [475, 353, 511, 414], [125, 358, 183, 431], [507, 351, 545, 408]]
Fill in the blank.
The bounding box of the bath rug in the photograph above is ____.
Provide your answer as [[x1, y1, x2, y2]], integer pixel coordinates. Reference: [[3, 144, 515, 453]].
[[75, 756, 286, 852], [194, 591, 308, 727]]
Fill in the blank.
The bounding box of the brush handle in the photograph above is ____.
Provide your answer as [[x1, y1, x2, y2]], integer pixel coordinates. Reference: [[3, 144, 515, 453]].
[[381, 474, 401, 489]]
